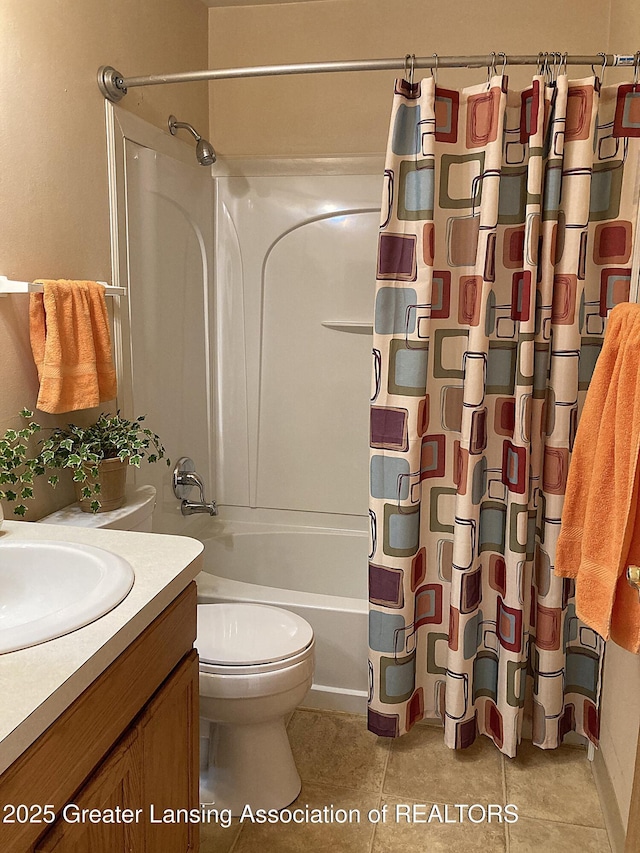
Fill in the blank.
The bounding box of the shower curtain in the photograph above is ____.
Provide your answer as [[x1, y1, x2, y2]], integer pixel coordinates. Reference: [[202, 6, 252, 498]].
[[368, 70, 640, 756]]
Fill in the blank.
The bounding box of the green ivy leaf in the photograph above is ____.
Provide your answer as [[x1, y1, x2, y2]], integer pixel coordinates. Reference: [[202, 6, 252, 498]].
[[14, 504, 27, 517]]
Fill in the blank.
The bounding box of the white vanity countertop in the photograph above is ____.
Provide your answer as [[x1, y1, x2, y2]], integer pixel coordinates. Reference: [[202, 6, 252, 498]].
[[0, 520, 204, 776]]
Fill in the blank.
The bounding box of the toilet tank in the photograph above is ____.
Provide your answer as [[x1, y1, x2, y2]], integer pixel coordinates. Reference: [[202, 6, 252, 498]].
[[39, 485, 156, 531]]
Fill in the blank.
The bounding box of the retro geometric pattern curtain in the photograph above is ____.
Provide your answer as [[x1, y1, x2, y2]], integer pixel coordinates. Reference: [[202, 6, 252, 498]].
[[368, 71, 640, 757]]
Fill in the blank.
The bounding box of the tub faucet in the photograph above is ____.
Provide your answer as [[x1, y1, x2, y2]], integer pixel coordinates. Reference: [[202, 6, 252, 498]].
[[172, 457, 218, 516]]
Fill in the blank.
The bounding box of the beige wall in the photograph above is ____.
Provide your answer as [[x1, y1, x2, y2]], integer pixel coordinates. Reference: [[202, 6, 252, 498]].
[[600, 641, 640, 833], [208, 0, 610, 157], [0, 0, 208, 519], [609, 0, 640, 52]]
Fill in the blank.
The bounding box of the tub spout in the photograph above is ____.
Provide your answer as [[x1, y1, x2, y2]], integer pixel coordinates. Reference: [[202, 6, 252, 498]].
[[181, 498, 218, 516]]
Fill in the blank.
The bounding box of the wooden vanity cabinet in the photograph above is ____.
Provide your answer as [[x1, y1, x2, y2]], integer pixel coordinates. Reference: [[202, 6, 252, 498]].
[[0, 582, 199, 853]]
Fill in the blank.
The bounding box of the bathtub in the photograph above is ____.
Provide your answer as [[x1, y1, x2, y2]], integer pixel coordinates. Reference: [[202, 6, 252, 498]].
[[193, 518, 369, 714]]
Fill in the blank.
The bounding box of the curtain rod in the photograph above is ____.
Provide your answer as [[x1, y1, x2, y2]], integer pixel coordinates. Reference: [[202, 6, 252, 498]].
[[97, 53, 638, 101]]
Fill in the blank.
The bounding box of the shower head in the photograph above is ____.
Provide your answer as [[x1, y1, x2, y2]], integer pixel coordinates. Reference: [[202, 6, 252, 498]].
[[168, 114, 216, 166], [195, 137, 216, 167]]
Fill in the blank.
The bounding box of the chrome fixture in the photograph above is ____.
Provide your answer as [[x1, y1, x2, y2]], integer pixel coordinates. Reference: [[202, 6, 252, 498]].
[[172, 457, 217, 516], [98, 54, 636, 103], [627, 565, 640, 601], [168, 115, 216, 165]]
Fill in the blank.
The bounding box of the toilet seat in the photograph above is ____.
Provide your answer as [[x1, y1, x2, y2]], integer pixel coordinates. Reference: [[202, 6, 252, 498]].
[[199, 641, 315, 676], [197, 603, 314, 669]]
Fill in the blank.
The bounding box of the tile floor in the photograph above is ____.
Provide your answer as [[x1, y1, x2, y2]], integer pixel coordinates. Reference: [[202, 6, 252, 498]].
[[200, 708, 612, 853]]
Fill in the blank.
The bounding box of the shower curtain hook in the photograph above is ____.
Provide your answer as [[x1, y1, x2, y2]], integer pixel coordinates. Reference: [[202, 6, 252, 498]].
[[536, 52, 545, 75], [542, 52, 550, 83], [486, 51, 497, 88], [431, 53, 439, 85], [404, 54, 415, 86], [594, 51, 607, 83], [634, 50, 640, 87], [498, 52, 508, 76], [551, 52, 560, 84], [559, 51, 568, 77]]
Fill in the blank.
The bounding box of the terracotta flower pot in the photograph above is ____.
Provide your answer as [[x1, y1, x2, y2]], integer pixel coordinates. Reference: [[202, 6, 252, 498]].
[[73, 457, 127, 513]]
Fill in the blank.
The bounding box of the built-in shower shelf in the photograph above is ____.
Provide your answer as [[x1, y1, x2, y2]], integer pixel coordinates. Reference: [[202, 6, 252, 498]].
[[0, 276, 126, 297], [321, 321, 373, 335]]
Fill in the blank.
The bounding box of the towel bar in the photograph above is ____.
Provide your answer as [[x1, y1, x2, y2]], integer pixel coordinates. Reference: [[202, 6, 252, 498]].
[[0, 276, 126, 297]]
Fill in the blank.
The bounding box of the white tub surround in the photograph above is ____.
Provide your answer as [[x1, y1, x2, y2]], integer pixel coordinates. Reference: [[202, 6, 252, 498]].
[[107, 125, 378, 716], [0, 520, 203, 776]]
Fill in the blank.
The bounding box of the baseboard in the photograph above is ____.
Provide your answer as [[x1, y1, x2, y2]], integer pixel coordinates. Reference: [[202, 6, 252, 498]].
[[301, 684, 368, 715], [591, 747, 627, 853]]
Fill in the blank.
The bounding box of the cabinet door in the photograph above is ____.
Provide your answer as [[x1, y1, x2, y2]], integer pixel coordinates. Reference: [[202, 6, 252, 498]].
[[141, 650, 199, 853], [33, 650, 199, 853], [35, 728, 143, 853]]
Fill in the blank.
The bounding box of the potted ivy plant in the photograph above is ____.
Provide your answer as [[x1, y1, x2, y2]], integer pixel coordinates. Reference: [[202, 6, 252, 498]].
[[0, 410, 45, 517], [39, 412, 169, 513], [0, 410, 169, 516]]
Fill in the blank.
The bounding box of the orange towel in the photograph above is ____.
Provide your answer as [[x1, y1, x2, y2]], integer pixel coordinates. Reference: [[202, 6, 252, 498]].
[[29, 280, 117, 414], [555, 302, 640, 653]]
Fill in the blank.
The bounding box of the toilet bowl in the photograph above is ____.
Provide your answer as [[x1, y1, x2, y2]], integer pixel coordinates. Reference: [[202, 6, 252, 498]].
[[197, 602, 315, 814], [41, 488, 315, 814]]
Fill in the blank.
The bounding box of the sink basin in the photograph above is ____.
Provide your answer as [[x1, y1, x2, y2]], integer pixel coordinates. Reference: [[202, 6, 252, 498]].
[[0, 540, 134, 654]]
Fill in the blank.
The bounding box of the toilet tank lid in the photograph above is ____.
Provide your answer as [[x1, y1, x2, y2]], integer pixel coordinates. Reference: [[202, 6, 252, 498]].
[[197, 603, 314, 665], [38, 485, 156, 530]]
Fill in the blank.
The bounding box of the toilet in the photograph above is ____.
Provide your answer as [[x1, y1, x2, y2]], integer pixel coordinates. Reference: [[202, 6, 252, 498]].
[[40, 486, 316, 814], [197, 602, 315, 814]]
